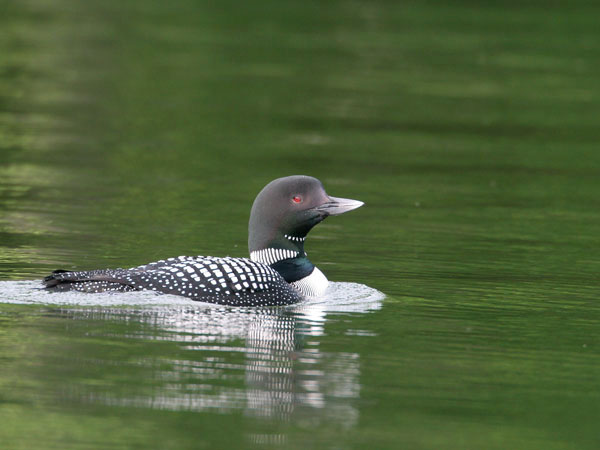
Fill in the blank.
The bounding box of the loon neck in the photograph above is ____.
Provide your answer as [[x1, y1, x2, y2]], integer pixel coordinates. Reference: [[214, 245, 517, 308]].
[[249, 234, 317, 284], [249, 247, 303, 266], [249, 233, 306, 266], [249, 247, 328, 296], [249, 246, 312, 280], [249, 233, 329, 295], [248, 236, 330, 296]]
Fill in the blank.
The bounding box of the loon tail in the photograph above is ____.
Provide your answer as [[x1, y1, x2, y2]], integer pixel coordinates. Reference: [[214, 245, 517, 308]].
[[43, 269, 70, 287], [43, 269, 135, 292]]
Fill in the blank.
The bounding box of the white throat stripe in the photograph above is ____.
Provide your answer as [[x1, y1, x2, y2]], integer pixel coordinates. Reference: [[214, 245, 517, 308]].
[[250, 248, 299, 265], [284, 234, 306, 243]]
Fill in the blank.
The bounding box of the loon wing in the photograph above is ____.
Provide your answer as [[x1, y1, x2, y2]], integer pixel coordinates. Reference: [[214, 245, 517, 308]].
[[43, 256, 303, 306]]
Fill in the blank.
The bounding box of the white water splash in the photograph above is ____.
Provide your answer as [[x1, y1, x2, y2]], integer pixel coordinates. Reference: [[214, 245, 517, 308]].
[[0, 280, 384, 316]]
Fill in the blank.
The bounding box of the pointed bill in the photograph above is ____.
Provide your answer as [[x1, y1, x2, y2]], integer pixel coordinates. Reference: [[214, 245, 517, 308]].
[[314, 196, 364, 216]]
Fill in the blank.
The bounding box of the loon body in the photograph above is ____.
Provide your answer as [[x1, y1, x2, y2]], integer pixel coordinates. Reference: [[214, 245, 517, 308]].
[[43, 175, 363, 306]]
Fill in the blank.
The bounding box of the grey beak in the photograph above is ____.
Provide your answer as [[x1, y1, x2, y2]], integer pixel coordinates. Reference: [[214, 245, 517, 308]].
[[315, 196, 364, 216]]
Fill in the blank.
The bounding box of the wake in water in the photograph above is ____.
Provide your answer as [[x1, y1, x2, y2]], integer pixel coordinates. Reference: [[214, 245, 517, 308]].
[[0, 280, 384, 315]]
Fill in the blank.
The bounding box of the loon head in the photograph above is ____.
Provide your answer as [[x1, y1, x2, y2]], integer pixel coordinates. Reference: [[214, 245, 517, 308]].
[[248, 175, 363, 289]]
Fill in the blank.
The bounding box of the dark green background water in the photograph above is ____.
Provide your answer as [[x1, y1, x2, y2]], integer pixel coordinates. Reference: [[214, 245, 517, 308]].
[[1, 0, 599, 448]]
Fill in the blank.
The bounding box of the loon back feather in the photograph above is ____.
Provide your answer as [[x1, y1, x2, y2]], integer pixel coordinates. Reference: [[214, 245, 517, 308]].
[[44, 256, 303, 307]]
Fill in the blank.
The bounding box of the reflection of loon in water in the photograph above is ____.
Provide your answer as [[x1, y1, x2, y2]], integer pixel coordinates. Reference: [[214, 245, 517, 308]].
[[43, 175, 363, 306], [40, 282, 384, 442]]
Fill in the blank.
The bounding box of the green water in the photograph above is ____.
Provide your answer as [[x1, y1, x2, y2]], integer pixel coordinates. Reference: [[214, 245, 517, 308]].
[[2, 0, 600, 448]]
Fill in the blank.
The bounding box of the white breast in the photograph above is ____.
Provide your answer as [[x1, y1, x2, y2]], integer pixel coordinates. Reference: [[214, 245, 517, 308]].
[[291, 266, 329, 297]]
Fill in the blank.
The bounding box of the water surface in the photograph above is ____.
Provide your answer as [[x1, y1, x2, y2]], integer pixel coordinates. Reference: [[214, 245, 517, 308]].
[[1, 0, 600, 448]]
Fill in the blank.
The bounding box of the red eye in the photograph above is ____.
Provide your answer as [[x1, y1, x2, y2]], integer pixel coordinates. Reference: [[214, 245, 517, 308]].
[[292, 196, 302, 203]]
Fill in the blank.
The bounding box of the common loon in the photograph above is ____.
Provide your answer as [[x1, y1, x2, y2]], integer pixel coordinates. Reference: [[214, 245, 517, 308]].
[[43, 175, 363, 306]]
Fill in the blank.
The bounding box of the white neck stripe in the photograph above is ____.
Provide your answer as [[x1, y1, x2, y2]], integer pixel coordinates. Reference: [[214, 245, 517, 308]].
[[284, 234, 306, 243], [250, 248, 299, 265]]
